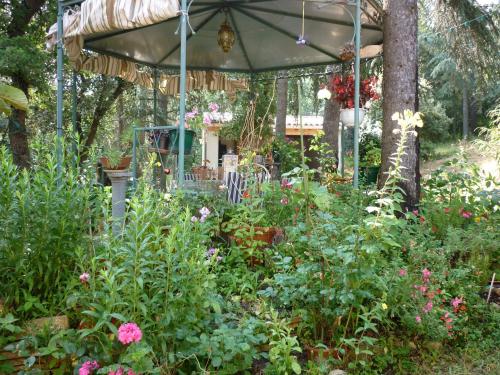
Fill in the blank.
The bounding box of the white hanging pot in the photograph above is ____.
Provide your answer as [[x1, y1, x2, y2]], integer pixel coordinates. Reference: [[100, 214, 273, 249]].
[[340, 108, 365, 127]]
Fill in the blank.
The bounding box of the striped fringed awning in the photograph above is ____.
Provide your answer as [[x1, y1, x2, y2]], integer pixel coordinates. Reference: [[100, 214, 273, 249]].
[[46, 0, 248, 96]]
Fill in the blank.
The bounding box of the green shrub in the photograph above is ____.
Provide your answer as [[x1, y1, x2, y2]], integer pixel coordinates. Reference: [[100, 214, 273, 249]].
[[0, 146, 99, 318]]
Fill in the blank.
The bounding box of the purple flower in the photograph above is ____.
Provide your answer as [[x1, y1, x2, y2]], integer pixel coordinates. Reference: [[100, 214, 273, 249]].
[[216, 256, 223, 262], [199, 207, 210, 217], [199, 215, 207, 223], [185, 109, 198, 120], [206, 248, 217, 257], [191, 216, 199, 223]]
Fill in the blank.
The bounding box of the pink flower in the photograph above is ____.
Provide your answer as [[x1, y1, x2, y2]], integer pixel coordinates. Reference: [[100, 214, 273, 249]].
[[451, 297, 463, 309], [208, 102, 219, 113], [444, 207, 450, 214], [203, 113, 212, 125], [117, 323, 142, 345], [398, 269, 407, 277], [79, 360, 99, 375], [280, 197, 289, 205], [422, 301, 433, 314], [412, 210, 419, 216], [281, 180, 293, 189], [415, 315, 421, 324], [441, 312, 453, 324], [422, 268, 431, 283], [461, 211, 472, 219], [79, 272, 90, 284]]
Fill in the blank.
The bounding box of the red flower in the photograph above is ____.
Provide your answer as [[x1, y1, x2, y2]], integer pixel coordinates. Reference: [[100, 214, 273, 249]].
[[329, 74, 379, 109]]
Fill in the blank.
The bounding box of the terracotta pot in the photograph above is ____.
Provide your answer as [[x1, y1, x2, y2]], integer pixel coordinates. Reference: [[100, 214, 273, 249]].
[[288, 316, 302, 329], [230, 226, 278, 266], [0, 350, 65, 372], [1, 316, 69, 372], [304, 344, 343, 361], [99, 156, 132, 170], [231, 226, 277, 247], [25, 315, 69, 334]]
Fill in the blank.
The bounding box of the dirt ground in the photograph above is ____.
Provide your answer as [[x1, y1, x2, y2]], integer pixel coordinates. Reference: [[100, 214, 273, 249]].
[[421, 143, 499, 179]]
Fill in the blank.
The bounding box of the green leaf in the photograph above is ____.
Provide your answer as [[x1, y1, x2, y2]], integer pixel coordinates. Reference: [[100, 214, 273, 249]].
[[212, 356, 222, 367], [0, 98, 11, 116], [0, 84, 28, 114], [24, 356, 36, 368], [291, 362, 302, 374]]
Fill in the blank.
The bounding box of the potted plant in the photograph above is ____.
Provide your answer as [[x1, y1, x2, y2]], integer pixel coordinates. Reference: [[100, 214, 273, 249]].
[[329, 74, 379, 127], [222, 188, 281, 265], [100, 128, 133, 170], [360, 138, 381, 184]]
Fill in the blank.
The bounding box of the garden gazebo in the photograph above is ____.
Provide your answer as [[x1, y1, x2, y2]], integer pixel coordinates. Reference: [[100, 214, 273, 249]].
[[51, 0, 383, 187]]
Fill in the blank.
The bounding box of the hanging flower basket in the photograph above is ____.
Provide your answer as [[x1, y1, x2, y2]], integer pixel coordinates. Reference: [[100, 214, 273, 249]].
[[340, 108, 365, 127]]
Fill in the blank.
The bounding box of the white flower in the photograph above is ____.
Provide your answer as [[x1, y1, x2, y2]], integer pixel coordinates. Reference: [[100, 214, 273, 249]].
[[163, 193, 172, 201], [317, 87, 332, 100]]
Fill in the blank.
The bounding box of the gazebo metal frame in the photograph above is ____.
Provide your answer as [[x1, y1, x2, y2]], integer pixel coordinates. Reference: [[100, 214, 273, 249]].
[[55, 0, 372, 188]]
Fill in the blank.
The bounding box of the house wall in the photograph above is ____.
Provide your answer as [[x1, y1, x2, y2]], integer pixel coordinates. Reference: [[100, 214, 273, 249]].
[[204, 130, 219, 169]]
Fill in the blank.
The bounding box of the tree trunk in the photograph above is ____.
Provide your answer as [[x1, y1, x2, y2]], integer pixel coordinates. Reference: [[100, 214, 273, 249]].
[[379, 0, 420, 211], [80, 80, 131, 163], [322, 96, 340, 166], [275, 70, 288, 138], [469, 73, 477, 135], [5, 0, 47, 169], [8, 108, 31, 170], [117, 95, 125, 141], [462, 80, 469, 140]]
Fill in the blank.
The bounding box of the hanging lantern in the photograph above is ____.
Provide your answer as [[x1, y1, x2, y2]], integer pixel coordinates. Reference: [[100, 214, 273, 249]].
[[217, 12, 235, 53]]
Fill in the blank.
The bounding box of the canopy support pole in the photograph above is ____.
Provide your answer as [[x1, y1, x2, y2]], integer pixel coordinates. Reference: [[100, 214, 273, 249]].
[[339, 122, 345, 177], [56, 1, 64, 178], [353, 0, 361, 188], [71, 70, 78, 164], [153, 68, 158, 125], [132, 127, 137, 188], [177, 0, 187, 187]]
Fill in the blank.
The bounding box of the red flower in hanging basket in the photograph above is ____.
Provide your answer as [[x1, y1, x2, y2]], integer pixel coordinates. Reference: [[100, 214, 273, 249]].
[[329, 74, 379, 109]]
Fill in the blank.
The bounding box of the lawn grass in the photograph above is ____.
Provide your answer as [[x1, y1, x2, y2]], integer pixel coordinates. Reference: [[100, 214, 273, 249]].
[[414, 344, 500, 374]]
